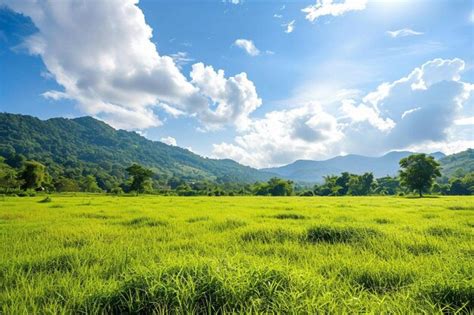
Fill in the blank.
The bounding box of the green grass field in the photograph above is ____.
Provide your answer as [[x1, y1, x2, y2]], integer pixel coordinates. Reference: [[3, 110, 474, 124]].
[[1, 195, 473, 314]]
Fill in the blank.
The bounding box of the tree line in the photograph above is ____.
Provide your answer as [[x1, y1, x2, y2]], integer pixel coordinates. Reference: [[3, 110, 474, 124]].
[[0, 153, 472, 196]]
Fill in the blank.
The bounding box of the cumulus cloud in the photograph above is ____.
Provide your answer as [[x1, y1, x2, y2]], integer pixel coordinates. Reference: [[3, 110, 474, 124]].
[[341, 58, 471, 152], [160, 136, 177, 146], [190, 63, 262, 130], [213, 104, 343, 168], [3, 0, 260, 130], [283, 20, 295, 33], [214, 58, 473, 168], [234, 39, 260, 56], [302, 0, 368, 22], [387, 28, 424, 38]]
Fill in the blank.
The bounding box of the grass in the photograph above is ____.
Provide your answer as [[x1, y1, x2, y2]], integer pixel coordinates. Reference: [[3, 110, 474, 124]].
[[0, 195, 473, 313]]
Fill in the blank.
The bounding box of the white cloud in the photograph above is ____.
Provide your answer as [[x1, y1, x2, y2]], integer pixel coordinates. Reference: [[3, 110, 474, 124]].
[[213, 104, 343, 168], [190, 63, 262, 131], [3, 0, 260, 130], [283, 20, 295, 34], [302, 0, 368, 22], [234, 39, 260, 56], [401, 107, 422, 119], [169, 52, 194, 69], [342, 58, 472, 152], [341, 99, 395, 131], [160, 136, 177, 146], [455, 116, 474, 126], [387, 28, 424, 38], [42, 90, 71, 101], [273, 14, 282, 18]]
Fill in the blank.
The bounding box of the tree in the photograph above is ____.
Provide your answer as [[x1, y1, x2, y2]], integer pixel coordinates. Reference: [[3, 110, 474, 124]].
[[19, 161, 46, 190], [126, 164, 154, 193], [267, 177, 293, 196], [54, 177, 80, 192], [0, 158, 23, 193], [374, 176, 400, 195], [348, 173, 374, 195], [80, 175, 101, 192], [399, 154, 441, 197], [335, 172, 351, 195]]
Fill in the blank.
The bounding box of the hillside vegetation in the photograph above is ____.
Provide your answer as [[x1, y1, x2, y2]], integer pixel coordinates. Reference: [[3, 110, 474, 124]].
[[1, 195, 472, 313], [0, 113, 272, 186], [439, 149, 474, 179]]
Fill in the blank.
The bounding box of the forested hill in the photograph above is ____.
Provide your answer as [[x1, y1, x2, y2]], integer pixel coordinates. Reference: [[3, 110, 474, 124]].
[[438, 149, 474, 178], [0, 113, 273, 185]]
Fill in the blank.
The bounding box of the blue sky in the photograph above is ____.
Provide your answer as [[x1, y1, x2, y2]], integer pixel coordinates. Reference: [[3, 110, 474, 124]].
[[0, 0, 473, 168]]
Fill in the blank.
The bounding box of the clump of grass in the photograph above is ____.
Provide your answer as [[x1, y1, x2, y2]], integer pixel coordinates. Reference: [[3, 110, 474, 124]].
[[123, 217, 168, 227], [448, 206, 474, 211], [406, 243, 439, 255], [305, 225, 380, 244], [241, 228, 298, 243], [63, 238, 88, 249], [374, 218, 392, 224], [423, 280, 473, 313], [38, 196, 52, 203], [422, 213, 438, 219], [77, 213, 113, 220], [212, 219, 246, 231], [272, 213, 307, 220], [426, 226, 458, 237], [91, 265, 291, 313], [187, 216, 209, 223], [20, 253, 77, 274], [349, 267, 416, 293], [49, 204, 65, 208]]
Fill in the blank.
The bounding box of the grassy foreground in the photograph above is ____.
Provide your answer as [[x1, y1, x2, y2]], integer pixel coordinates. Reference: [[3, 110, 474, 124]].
[[0, 195, 473, 314]]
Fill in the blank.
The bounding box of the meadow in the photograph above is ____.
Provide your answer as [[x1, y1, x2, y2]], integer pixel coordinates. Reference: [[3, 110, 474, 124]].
[[0, 195, 472, 314]]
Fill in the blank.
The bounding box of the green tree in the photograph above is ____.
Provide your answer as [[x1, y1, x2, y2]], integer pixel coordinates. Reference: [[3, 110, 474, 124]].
[[399, 154, 441, 197], [267, 177, 293, 196], [374, 176, 400, 195], [335, 172, 351, 195], [0, 158, 23, 193], [80, 175, 101, 192], [126, 164, 154, 193], [19, 161, 46, 190], [348, 173, 374, 196], [54, 177, 80, 192]]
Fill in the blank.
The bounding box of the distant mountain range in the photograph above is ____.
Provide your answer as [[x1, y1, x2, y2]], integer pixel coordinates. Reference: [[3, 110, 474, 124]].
[[0, 113, 472, 185], [262, 150, 472, 183]]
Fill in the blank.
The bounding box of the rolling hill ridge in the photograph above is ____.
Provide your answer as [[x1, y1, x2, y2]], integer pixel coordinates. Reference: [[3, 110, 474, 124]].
[[0, 113, 274, 184]]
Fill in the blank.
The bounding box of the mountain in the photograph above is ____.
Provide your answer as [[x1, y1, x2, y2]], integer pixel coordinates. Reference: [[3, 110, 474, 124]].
[[439, 149, 474, 178], [262, 151, 449, 183], [0, 113, 274, 184]]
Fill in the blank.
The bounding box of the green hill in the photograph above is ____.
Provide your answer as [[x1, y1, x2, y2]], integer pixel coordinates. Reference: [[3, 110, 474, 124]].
[[439, 149, 474, 178], [0, 113, 273, 188]]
